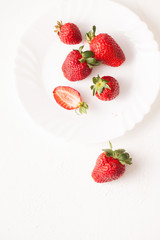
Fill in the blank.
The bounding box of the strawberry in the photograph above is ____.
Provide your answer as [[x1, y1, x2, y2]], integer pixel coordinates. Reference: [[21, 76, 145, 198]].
[[62, 46, 101, 81], [54, 21, 82, 45], [85, 26, 125, 67], [90, 75, 119, 101], [92, 142, 132, 183], [53, 86, 88, 114]]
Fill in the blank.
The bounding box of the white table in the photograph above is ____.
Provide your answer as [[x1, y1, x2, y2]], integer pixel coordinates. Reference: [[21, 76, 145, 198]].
[[0, 0, 160, 239]]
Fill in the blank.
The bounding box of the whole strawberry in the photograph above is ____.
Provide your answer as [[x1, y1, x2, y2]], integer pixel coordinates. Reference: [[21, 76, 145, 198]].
[[90, 75, 119, 101], [92, 142, 132, 183], [54, 21, 82, 45], [62, 46, 101, 81], [86, 26, 125, 67], [53, 86, 88, 114]]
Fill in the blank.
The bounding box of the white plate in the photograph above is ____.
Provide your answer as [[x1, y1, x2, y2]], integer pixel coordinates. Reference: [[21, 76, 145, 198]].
[[14, 0, 160, 143]]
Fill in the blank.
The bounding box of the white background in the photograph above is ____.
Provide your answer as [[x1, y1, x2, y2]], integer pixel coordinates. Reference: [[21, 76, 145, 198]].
[[0, 0, 160, 239]]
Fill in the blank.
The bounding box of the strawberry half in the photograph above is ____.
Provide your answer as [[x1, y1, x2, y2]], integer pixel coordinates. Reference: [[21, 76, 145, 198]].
[[62, 46, 101, 81], [53, 86, 88, 114], [92, 142, 132, 183], [86, 26, 125, 67], [54, 21, 82, 45], [90, 75, 119, 101]]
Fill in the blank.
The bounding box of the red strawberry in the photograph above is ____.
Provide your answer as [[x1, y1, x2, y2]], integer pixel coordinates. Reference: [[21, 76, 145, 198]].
[[91, 75, 119, 101], [54, 21, 82, 45], [53, 86, 88, 114], [62, 46, 101, 81], [86, 26, 125, 67], [92, 142, 132, 183]]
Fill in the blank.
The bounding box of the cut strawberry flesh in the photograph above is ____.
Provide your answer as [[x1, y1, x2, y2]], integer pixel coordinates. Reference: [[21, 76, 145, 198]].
[[53, 86, 82, 110]]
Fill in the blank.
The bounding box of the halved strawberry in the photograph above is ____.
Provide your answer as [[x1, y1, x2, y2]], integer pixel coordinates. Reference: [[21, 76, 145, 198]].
[[53, 86, 88, 114]]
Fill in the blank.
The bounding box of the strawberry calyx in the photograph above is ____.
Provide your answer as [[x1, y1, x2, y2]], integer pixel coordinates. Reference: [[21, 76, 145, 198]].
[[90, 75, 111, 96], [54, 20, 63, 34], [76, 101, 88, 115], [102, 141, 132, 165], [78, 46, 101, 69], [85, 25, 96, 43]]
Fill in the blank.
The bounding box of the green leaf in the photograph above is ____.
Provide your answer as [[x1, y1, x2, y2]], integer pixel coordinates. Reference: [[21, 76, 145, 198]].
[[104, 151, 112, 157], [125, 153, 130, 158], [119, 161, 125, 165], [83, 102, 88, 109], [93, 88, 96, 96], [87, 63, 94, 69], [79, 107, 83, 114], [116, 149, 125, 154], [90, 85, 94, 90], [79, 58, 85, 63], [104, 84, 111, 90], [79, 45, 84, 54], [113, 151, 118, 159], [125, 159, 132, 165], [82, 51, 94, 58], [92, 77, 98, 84], [103, 149, 113, 157], [86, 58, 96, 64], [85, 33, 90, 41], [78, 102, 88, 115], [119, 153, 129, 161], [92, 25, 96, 34], [102, 149, 113, 154], [81, 107, 87, 114], [109, 141, 113, 150], [93, 61, 101, 66], [97, 86, 104, 95], [91, 75, 111, 96], [85, 26, 96, 43], [101, 141, 132, 166]]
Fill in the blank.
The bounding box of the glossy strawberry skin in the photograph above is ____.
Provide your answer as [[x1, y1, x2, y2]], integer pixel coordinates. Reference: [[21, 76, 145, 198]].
[[92, 152, 125, 183], [59, 23, 82, 45], [62, 50, 92, 81], [90, 34, 125, 67], [96, 76, 119, 101]]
